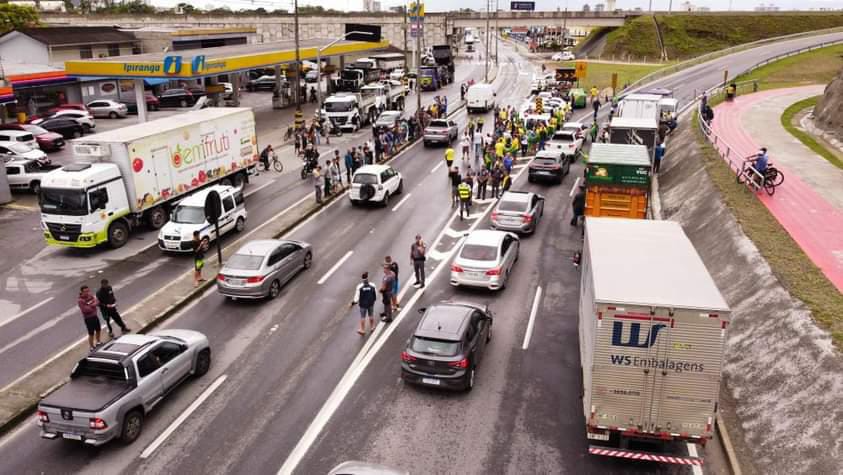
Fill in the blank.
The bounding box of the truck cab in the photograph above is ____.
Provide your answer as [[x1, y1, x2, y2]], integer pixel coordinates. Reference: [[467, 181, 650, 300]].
[[322, 93, 362, 131], [39, 162, 131, 248], [158, 185, 246, 252], [419, 66, 440, 91]]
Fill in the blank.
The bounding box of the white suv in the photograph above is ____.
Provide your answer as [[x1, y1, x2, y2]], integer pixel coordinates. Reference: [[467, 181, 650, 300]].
[[158, 185, 247, 252], [349, 164, 404, 207]]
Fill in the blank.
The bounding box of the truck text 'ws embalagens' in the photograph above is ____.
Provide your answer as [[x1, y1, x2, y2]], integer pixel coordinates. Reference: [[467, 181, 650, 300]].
[[38, 108, 258, 249]]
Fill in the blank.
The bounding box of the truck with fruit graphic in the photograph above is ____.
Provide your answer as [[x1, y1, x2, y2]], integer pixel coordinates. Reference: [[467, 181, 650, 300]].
[[38, 108, 258, 249]]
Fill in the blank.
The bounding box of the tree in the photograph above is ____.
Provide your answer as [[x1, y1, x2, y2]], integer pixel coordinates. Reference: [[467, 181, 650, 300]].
[[176, 2, 197, 14], [0, 4, 40, 34]]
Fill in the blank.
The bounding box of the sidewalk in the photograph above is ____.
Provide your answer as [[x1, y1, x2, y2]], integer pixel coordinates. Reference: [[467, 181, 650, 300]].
[[711, 86, 843, 291]]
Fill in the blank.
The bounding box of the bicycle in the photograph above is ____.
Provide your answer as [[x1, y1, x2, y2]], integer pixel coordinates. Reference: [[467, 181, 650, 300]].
[[261, 152, 284, 173], [737, 161, 783, 196]]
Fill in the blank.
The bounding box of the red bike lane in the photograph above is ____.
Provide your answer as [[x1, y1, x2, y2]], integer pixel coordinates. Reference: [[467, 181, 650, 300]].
[[710, 89, 843, 292]]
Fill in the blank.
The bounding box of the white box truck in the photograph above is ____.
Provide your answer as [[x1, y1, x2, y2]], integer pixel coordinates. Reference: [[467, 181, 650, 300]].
[[579, 217, 730, 466], [39, 107, 258, 249]]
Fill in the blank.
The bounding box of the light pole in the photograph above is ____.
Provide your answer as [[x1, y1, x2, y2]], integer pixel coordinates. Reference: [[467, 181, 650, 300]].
[[293, 0, 301, 111], [495, 0, 499, 65], [485, 0, 491, 82], [316, 31, 377, 118]]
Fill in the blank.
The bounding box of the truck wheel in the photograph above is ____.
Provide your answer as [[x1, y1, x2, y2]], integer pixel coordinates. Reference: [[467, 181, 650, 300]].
[[233, 172, 247, 188], [108, 221, 130, 249], [30, 181, 40, 195], [145, 207, 167, 230], [120, 410, 143, 444], [193, 348, 211, 377]]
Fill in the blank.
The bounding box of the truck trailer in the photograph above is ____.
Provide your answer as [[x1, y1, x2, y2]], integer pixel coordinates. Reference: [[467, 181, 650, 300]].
[[609, 117, 659, 161], [39, 108, 258, 249], [579, 217, 730, 466]]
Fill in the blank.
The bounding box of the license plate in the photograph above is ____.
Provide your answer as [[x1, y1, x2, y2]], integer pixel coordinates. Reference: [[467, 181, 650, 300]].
[[165, 241, 180, 249], [62, 433, 83, 441], [465, 271, 485, 279], [421, 378, 440, 386], [587, 432, 610, 441], [538, 170, 552, 175], [227, 278, 245, 286], [59, 235, 70, 241]]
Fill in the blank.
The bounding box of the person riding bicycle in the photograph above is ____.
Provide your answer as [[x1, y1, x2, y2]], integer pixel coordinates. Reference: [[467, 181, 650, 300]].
[[260, 145, 274, 170], [744, 147, 769, 184]]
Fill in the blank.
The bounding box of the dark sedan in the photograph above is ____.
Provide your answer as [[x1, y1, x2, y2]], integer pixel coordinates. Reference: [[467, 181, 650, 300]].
[[157, 89, 196, 108], [246, 76, 282, 92], [123, 94, 160, 114], [0, 124, 64, 152], [37, 118, 84, 139], [401, 302, 493, 391]]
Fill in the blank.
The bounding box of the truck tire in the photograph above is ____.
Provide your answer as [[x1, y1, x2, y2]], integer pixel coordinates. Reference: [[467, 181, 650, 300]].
[[233, 172, 247, 188], [120, 410, 144, 444], [108, 221, 130, 249], [145, 206, 167, 230], [193, 348, 211, 377]]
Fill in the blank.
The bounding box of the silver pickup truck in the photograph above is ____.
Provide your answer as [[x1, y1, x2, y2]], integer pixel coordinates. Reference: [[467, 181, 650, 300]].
[[37, 330, 211, 446]]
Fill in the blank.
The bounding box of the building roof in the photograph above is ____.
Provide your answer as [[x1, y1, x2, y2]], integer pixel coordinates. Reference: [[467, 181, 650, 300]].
[[9, 27, 136, 46]]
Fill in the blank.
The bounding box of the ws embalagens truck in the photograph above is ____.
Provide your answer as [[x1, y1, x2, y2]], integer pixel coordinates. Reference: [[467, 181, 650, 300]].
[[38, 108, 258, 249]]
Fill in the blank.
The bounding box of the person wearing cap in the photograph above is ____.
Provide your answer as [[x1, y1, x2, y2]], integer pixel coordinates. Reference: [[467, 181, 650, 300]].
[[350, 272, 377, 335]]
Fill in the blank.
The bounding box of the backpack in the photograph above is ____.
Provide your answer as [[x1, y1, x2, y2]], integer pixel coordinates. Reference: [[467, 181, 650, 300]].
[[358, 282, 376, 308]]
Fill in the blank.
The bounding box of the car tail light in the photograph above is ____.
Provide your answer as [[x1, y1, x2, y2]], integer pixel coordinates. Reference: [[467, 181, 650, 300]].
[[491, 211, 499, 220], [451, 264, 464, 273], [522, 213, 533, 224], [217, 274, 226, 281], [485, 267, 501, 276], [246, 276, 264, 284], [401, 351, 416, 362], [448, 358, 469, 369], [89, 417, 107, 430], [37, 410, 49, 423]]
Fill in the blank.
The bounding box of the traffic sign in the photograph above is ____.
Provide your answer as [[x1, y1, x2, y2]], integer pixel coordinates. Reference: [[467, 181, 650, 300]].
[[511, 1, 535, 10], [575, 61, 588, 79], [410, 23, 423, 38]]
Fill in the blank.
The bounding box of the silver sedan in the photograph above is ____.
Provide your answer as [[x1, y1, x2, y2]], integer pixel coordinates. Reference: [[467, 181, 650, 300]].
[[450, 230, 520, 291], [217, 239, 312, 299]]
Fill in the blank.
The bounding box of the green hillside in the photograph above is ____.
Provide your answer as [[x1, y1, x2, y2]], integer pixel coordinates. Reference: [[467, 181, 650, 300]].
[[602, 13, 843, 62]]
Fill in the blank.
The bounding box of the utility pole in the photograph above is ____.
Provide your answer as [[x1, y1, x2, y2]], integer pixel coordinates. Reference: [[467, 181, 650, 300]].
[[403, 4, 408, 70], [494, 0, 499, 65], [293, 0, 301, 111], [485, 0, 490, 82], [413, 1, 422, 117]]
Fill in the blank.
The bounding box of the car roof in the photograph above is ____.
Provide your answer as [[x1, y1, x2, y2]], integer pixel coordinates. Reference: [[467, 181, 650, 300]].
[[499, 190, 532, 202], [175, 184, 235, 206], [415, 304, 475, 341], [234, 239, 282, 256], [464, 229, 508, 246], [536, 149, 561, 158], [355, 164, 391, 174], [0, 129, 32, 136]]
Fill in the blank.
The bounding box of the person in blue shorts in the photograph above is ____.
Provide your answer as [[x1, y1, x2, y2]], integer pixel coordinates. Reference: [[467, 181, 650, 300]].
[[385, 255, 400, 311]]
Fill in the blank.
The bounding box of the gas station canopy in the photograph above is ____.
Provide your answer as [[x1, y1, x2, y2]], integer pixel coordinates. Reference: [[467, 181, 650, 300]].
[[64, 37, 390, 79]]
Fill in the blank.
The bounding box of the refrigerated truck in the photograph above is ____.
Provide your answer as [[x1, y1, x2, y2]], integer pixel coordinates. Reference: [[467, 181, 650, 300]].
[[39, 107, 258, 249], [579, 217, 730, 466]]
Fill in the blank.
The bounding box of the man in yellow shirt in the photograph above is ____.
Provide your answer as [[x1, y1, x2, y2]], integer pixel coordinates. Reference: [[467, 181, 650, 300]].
[[590, 86, 599, 103], [445, 147, 455, 172], [495, 139, 505, 159]]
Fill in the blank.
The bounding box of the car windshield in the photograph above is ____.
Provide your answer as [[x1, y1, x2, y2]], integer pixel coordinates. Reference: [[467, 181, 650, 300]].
[[533, 157, 558, 166], [553, 132, 575, 142], [6, 143, 32, 154], [23, 125, 48, 135], [353, 173, 378, 185], [172, 205, 206, 224], [39, 187, 88, 216], [341, 70, 361, 81], [411, 337, 460, 357], [162, 90, 182, 96], [420, 68, 436, 78], [498, 199, 529, 212], [325, 101, 354, 113], [227, 253, 265, 271], [460, 243, 498, 261], [429, 120, 448, 128]]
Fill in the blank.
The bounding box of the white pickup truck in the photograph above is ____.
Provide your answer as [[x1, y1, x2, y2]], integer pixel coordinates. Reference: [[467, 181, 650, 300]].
[[4, 158, 60, 194]]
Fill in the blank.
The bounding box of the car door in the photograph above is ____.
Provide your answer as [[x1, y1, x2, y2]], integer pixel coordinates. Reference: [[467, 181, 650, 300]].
[[276, 243, 301, 283], [464, 319, 480, 366], [134, 350, 165, 410], [218, 193, 236, 235], [5, 164, 23, 187], [470, 311, 487, 361], [87, 101, 105, 118], [448, 120, 458, 139], [151, 341, 192, 392], [501, 235, 516, 275]]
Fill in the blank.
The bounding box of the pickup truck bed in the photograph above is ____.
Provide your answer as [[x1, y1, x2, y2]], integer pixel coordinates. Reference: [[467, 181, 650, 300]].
[[40, 376, 132, 413]]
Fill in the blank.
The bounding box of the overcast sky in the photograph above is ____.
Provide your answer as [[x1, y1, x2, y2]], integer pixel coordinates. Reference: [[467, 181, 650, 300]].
[[169, 0, 842, 12]]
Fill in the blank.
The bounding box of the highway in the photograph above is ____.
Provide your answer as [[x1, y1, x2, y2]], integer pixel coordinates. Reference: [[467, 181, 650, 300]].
[[1, 30, 841, 474]]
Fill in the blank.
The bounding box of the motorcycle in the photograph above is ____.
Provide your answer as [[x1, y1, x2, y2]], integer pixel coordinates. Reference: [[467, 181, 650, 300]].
[[300, 153, 318, 180]]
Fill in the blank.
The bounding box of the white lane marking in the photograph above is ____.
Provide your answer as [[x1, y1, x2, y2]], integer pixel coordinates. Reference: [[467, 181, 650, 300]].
[[430, 161, 444, 174], [686, 443, 704, 475], [317, 250, 353, 285], [229, 193, 310, 248], [139, 374, 228, 459], [391, 193, 413, 212], [278, 186, 497, 475], [444, 228, 463, 238], [245, 178, 277, 196], [521, 286, 543, 350], [428, 249, 447, 261], [0, 296, 55, 330], [569, 177, 581, 197]]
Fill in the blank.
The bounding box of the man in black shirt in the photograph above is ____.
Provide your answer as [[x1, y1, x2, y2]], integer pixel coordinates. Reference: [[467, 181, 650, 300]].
[[97, 279, 130, 337]]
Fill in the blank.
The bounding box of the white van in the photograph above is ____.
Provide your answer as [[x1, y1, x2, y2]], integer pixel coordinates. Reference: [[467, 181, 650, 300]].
[[158, 185, 247, 252], [466, 84, 496, 113]]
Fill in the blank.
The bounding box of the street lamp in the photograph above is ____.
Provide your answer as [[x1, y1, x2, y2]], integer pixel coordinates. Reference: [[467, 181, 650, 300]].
[[315, 31, 377, 120]]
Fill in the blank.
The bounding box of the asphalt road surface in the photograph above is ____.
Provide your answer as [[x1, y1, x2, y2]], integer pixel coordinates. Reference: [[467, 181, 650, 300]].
[[2, 31, 841, 474]]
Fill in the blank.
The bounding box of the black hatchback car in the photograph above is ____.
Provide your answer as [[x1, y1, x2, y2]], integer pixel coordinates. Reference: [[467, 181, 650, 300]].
[[157, 88, 196, 108], [37, 118, 84, 139], [401, 302, 493, 391]]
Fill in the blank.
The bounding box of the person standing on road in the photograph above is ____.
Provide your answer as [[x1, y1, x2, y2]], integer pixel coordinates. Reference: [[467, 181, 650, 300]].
[[78, 285, 102, 351], [571, 184, 586, 226], [473, 129, 483, 165], [449, 166, 462, 207], [323, 160, 333, 197], [312, 165, 323, 204], [458, 179, 472, 220], [410, 235, 427, 288], [654, 142, 665, 174], [477, 116, 484, 133], [490, 165, 503, 199], [464, 165, 475, 205], [590, 121, 599, 143], [385, 256, 400, 311], [192, 231, 208, 287], [97, 279, 130, 337], [592, 97, 601, 121], [344, 148, 355, 184], [445, 146, 455, 173], [476, 166, 489, 200], [460, 132, 470, 162], [350, 272, 377, 335], [380, 263, 396, 323], [500, 170, 512, 197]]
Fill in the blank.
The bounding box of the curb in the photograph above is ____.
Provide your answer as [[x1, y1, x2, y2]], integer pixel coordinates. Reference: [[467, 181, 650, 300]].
[[716, 413, 742, 475], [0, 92, 472, 440]]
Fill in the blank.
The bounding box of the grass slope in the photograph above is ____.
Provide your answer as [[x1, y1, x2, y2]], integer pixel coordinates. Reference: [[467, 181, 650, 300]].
[[603, 13, 843, 61], [780, 96, 843, 170], [546, 61, 663, 92], [693, 112, 843, 349], [735, 43, 843, 89]]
